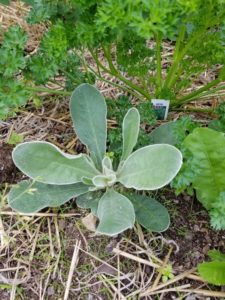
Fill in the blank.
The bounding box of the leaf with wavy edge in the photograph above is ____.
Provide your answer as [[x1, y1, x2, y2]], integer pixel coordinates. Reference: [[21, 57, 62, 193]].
[[12, 141, 100, 185], [8, 180, 89, 213]]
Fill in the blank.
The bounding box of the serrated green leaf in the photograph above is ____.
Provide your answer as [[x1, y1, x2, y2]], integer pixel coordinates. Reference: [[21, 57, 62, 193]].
[[70, 84, 107, 170], [198, 261, 225, 286], [12, 141, 100, 185], [118, 144, 182, 190], [129, 194, 170, 232], [8, 180, 89, 213], [121, 108, 140, 161], [96, 189, 135, 236]]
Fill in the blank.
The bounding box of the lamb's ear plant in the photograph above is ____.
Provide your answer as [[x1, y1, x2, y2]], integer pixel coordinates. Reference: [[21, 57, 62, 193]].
[[8, 84, 182, 236]]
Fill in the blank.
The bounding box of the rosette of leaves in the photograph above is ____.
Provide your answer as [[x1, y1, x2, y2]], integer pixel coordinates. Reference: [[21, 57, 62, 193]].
[[8, 84, 182, 236]]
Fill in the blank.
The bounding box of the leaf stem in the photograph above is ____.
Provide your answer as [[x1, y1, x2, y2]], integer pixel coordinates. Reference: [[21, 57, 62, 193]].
[[174, 78, 221, 107], [90, 45, 151, 100], [155, 33, 162, 97], [102, 45, 152, 100], [26, 86, 71, 96]]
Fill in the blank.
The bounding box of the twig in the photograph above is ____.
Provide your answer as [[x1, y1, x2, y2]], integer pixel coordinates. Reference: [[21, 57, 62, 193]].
[[48, 217, 55, 258], [0, 211, 80, 217], [180, 289, 225, 298], [100, 274, 126, 300], [64, 240, 81, 300], [152, 246, 173, 289], [140, 268, 196, 297], [113, 248, 160, 269], [145, 284, 191, 296]]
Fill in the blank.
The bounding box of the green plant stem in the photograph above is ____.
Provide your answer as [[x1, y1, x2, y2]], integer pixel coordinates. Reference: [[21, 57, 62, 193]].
[[174, 78, 221, 107], [164, 26, 205, 90], [90, 45, 151, 100], [86, 62, 145, 101], [155, 33, 162, 96], [72, 49, 146, 101], [80, 48, 95, 84], [172, 107, 215, 114], [163, 25, 186, 89], [26, 86, 71, 96], [102, 45, 152, 100]]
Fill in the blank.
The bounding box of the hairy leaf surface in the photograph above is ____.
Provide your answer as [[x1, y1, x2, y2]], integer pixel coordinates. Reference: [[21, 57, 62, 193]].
[[13, 141, 100, 185], [96, 189, 135, 236], [118, 144, 182, 190], [149, 121, 178, 145], [8, 180, 89, 213], [76, 191, 101, 216], [70, 84, 107, 170], [121, 108, 140, 161], [129, 194, 170, 232]]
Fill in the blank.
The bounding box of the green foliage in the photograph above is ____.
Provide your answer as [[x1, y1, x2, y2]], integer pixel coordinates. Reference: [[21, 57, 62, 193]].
[[129, 194, 170, 232], [2, 0, 225, 117], [0, 26, 31, 118], [70, 83, 107, 169], [0, 0, 10, 5], [107, 96, 156, 166], [149, 122, 178, 145], [209, 102, 225, 132], [7, 132, 24, 145], [8, 180, 89, 213], [8, 84, 182, 236], [183, 128, 225, 230], [198, 249, 225, 286]]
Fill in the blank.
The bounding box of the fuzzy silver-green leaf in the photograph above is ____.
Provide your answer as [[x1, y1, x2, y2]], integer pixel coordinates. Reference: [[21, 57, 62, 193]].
[[117, 144, 182, 190], [70, 83, 107, 170], [13, 141, 100, 185]]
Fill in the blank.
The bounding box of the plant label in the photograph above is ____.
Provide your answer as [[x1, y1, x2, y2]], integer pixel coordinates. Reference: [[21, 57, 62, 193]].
[[151, 99, 170, 120]]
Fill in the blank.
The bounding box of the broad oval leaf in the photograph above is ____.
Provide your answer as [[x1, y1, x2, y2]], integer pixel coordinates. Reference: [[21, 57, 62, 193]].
[[8, 180, 89, 213], [13, 141, 100, 185], [198, 261, 225, 286], [70, 84, 107, 170], [96, 189, 135, 236], [117, 144, 182, 190], [129, 194, 170, 232], [184, 128, 225, 210], [149, 121, 178, 145], [121, 108, 140, 161]]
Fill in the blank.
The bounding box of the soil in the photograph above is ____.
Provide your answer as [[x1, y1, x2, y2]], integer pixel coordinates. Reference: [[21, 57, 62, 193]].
[[0, 109, 225, 299], [0, 143, 20, 184], [165, 193, 225, 271]]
